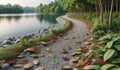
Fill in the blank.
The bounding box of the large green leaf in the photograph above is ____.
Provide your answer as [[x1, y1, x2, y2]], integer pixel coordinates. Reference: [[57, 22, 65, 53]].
[[104, 49, 115, 61], [98, 34, 112, 41], [112, 58, 120, 63], [114, 45, 120, 51], [101, 64, 118, 70], [111, 68, 120, 70], [112, 37, 120, 42], [83, 65, 100, 70], [106, 41, 114, 48]]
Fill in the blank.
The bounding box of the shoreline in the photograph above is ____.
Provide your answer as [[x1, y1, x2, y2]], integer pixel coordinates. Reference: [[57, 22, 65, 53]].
[[0, 16, 73, 60], [0, 17, 67, 48]]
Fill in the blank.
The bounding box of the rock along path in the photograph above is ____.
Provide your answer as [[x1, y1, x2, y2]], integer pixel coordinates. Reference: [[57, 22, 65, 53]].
[[9, 15, 89, 70]]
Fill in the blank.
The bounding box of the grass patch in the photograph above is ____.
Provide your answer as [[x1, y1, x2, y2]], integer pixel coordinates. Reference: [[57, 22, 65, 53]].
[[68, 13, 93, 27], [0, 17, 72, 61]]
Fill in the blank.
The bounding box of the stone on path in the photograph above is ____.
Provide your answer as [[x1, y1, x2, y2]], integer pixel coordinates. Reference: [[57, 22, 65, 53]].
[[46, 48, 52, 52], [35, 66, 45, 70], [1, 63, 10, 69], [0, 60, 5, 66], [24, 63, 33, 69], [33, 59, 40, 65], [38, 54, 45, 57], [62, 65, 72, 70], [13, 64, 23, 68]]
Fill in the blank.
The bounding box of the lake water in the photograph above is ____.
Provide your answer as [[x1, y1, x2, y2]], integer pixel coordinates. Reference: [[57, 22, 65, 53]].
[[0, 13, 58, 40]]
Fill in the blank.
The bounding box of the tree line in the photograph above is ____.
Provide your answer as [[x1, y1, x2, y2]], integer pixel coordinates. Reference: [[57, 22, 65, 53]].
[[36, 1, 65, 15], [0, 4, 36, 14], [0, 4, 23, 13], [23, 7, 35, 13]]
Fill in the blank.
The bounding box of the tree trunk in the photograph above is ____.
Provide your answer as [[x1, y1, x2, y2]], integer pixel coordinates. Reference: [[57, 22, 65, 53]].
[[95, 6, 98, 17], [107, 5, 110, 14], [109, 0, 114, 29], [116, 0, 118, 14], [99, 0, 103, 25], [105, 2, 107, 15]]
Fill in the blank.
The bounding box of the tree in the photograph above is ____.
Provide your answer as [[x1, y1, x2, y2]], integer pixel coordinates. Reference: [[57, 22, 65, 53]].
[[36, 1, 65, 15], [23, 7, 35, 13], [0, 4, 23, 14], [109, 0, 114, 29]]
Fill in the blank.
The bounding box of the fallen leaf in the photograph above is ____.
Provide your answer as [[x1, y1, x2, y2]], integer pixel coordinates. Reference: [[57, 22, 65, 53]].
[[18, 60, 28, 64], [61, 56, 69, 61], [26, 46, 40, 53], [8, 58, 16, 65], [96, 58, 106, 65], [14, 51, 20, 56]]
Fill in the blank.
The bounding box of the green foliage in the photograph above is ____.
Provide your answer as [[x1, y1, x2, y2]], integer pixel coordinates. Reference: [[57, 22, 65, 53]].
[[103, 49, 115, 61], [0, 43, 25, 60], [101, 64, 119, 70], [0, 4, 23, 13], [97, 33, 120, 63], [114, 45, 120, 51], [112, 57, 120, 63], [23, 7, 35, 13], [49, 53, 56, 59], [36, 1, 65, 15], [91, 14, 120, 37], [106, 41, 114, 48]]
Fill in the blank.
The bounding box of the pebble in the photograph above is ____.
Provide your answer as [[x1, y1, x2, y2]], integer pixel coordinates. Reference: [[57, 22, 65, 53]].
[[35, 66, 45, 70], [0, 60, 5, 66], [46, 48, 52, 52], [62, 65, 72, 70], [33, 59, 40, 65], [13, 64, 23, 68], [24, 63, 33, 69], [1, 63, 10, 69], [38, 54, 45, 57]]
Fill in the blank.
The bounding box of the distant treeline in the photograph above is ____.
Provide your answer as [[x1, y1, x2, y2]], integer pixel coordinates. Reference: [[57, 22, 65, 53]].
[[0, 4, 23, 13], [0, 4, 35, 14], [36, 1, 65, 15], [23, 7, 35, 13]]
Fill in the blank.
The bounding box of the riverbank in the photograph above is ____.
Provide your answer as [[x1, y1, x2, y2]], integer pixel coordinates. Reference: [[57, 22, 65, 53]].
[[6, 15, 89, 70], [0, 17, 72, 61]]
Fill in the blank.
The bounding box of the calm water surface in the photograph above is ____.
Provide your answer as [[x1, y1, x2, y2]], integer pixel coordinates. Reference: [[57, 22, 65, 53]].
[[0, 13, 58, 40]]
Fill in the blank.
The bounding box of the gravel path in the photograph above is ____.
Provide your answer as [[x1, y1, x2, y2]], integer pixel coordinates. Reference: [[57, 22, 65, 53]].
[[9, 15, 89, 70]]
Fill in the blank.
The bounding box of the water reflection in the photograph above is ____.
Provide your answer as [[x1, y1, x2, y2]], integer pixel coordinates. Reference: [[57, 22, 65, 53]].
[[0, 13, 60, 39], [0, 14, 59, 24], [0, 16, 22, 22], [36, 14, 59, 24]]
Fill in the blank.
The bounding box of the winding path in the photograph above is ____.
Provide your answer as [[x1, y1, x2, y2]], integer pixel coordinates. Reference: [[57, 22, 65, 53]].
[[10, 15, 89, 70]]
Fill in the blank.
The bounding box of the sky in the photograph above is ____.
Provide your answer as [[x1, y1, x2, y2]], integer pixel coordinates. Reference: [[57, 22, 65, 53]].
[[0, 0, 54, 7]]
